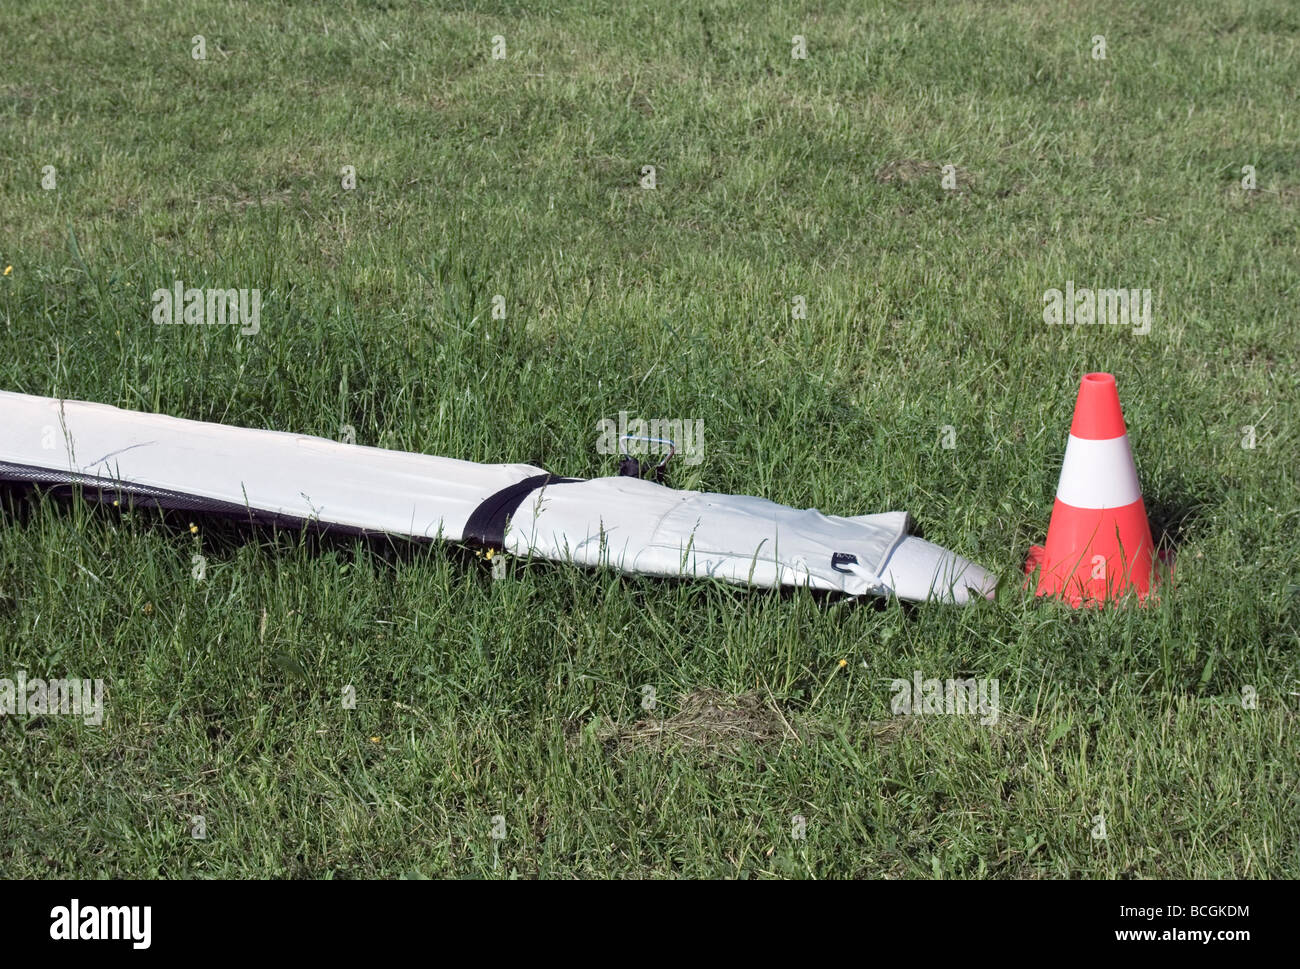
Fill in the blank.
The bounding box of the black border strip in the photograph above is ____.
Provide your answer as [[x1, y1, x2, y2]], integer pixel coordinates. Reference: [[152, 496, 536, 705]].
[[0, 459, 385, 539]]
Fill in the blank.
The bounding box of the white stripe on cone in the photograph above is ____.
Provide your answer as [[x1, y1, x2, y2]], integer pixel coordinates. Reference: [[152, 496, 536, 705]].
[[1055, 434, 1142, 509]]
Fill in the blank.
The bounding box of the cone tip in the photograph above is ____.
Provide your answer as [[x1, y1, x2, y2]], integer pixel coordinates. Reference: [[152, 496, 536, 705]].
[[1070, 372, 1127, 439]]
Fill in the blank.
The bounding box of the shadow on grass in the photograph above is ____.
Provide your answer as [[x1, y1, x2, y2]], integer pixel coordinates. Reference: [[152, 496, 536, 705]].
[[1145, 490, 1209, 556]]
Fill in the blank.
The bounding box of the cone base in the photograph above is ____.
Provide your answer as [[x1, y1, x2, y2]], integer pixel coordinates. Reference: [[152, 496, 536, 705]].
[[1023, 543, 1168, 608]]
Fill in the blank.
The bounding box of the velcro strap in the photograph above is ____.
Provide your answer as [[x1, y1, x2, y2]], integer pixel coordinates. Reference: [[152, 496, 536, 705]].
[[461, 473, 577, 550]]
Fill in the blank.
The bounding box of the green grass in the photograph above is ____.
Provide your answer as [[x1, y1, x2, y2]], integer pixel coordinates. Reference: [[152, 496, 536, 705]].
[[1, 0, 1297, 878]]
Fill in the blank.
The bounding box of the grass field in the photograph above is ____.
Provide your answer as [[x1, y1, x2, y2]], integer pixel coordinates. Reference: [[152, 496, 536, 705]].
[[1, 0, 1297, 878]]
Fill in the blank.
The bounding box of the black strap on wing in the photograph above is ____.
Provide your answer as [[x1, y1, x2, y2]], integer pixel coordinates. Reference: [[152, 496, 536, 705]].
[[461, 473, 578, 550]]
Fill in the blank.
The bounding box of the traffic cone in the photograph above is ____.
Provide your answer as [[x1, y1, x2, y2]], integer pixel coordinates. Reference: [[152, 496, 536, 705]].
[[1025, 372, 1157, 606]]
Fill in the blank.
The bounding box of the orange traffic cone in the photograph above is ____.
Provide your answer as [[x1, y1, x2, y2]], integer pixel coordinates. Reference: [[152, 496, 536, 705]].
[[1025, 372, 1158, 606]]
